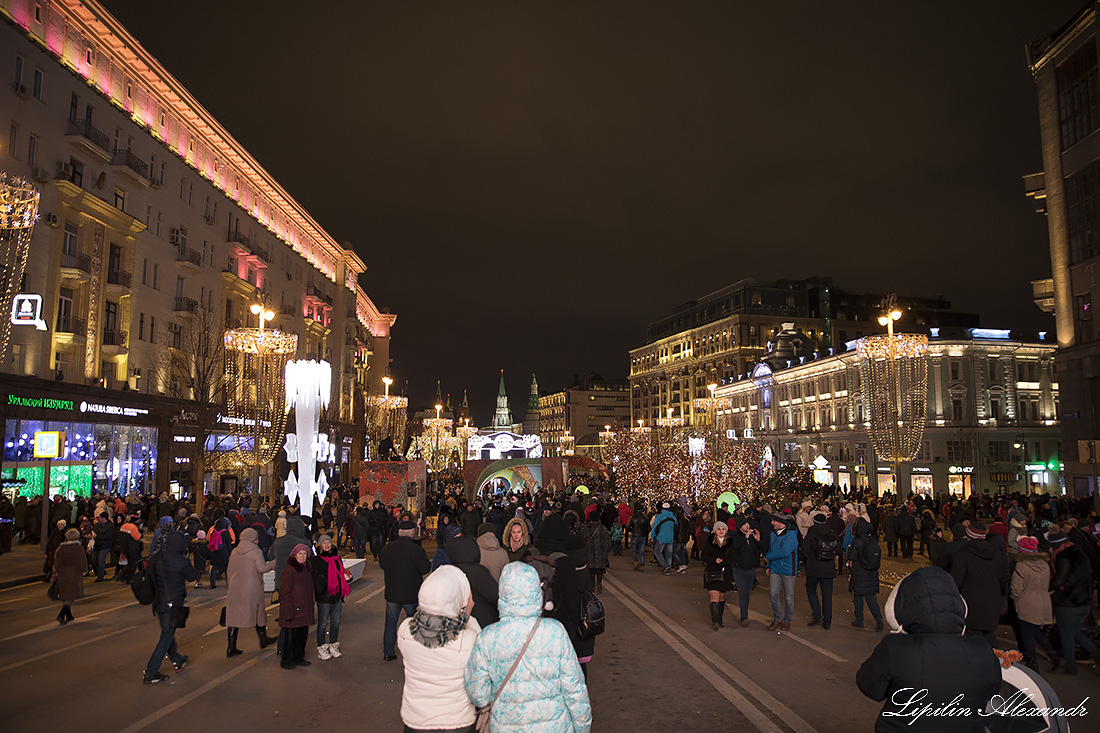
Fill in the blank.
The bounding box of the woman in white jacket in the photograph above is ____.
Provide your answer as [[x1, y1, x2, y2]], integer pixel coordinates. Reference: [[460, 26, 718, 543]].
[[397, 565, 481, 732]]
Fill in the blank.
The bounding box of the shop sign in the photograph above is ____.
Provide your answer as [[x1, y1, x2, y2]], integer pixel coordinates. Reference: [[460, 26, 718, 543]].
[[174, 456, 190, 464], [11, 293, 46, 331], [911, 467, 932, 473], [1024, 463, 1047, 471], [173, 435, 197, 443], [877, 467, 893, 473], [217, 414, 272, 428], [7, 393, 75, 411], [949, 465, 975, 474], [79, 401, 149, 417]]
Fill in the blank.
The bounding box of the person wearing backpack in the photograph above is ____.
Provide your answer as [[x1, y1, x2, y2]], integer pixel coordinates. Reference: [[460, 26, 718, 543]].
[[650, 502, 677, 575], [532, 514, 595, 679], [627, 506, 649, 572], [799, 513, 839, 629], [143, 531, 199, 684], [847, 517, 884, 631]]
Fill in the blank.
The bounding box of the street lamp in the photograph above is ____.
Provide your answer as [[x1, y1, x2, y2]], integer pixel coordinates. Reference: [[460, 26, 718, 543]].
[[382, 375, 393, 398], [250, 302, 275, 330]]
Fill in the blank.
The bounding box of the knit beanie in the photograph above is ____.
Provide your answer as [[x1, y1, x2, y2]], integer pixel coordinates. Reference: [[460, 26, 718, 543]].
[[965, 522, 988, 540], [812, 513, 827, 524], [1017, 537, 1039, 553], [476, 522, 495, 538]]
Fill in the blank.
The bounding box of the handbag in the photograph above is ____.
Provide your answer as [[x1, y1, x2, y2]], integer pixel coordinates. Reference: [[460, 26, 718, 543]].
[[475, 617, 541, 733], [219, 606, 227, 626], [703, 565, 725, 584], [169, 604, 190, 629], [47, 580, 60, 601]]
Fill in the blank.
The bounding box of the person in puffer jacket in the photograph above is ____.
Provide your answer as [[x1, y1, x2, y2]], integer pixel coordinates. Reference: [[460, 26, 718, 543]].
[[856, 566, 1001, 732], [465, 562, 592, 733]]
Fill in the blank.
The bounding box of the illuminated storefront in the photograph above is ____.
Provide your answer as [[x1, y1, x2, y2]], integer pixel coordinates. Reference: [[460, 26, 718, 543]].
[[948, 466, 974, 498], [911, 468, 934, 495]]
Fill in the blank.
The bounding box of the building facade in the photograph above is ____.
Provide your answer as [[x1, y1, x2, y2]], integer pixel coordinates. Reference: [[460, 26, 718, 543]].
[[712, 328, 1062, 498], [1, 0, 395, 497], [1026, 2, 1100, 499], [629, 276, 978, 429], [538, 375, 631, 459]]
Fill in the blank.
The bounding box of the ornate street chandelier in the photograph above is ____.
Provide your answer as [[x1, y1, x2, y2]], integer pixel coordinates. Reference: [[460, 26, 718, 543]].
[[0, 173, 41, 361], [856, 299, 929, 464], [223, 322, 297, 467]]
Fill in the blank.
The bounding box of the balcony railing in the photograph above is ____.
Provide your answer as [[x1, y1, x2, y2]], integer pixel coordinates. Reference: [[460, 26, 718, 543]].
[[101, 329, 128, 347], [174, 297, 198, 313], [66, 119, 111, 154], [106, 269, 132, 288], [228, 231, 250, 248], [110, 150, 150, 179], [56, 316, 86, 334], [61, 251, 92, 272], [176, 246, 202, 266], [307, 285, 334, 305]]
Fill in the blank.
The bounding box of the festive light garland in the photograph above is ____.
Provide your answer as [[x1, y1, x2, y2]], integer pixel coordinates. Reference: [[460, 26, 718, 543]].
[[0, 173, 40, 363], [223, 327, 297, 466], [364, 392, 408, 460], [856, 333, 929, 463]]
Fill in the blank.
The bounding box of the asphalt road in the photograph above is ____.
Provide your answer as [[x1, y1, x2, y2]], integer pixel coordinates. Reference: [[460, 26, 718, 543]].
[[1, 551, 1096, 733]]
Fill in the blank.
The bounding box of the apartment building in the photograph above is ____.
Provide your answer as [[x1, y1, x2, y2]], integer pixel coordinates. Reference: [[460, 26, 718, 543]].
[[539, 375, 631, 459]]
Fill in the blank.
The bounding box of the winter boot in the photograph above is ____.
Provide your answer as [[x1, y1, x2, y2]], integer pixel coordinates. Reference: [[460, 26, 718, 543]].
[[257, 625, 277, 648], [1023, 655, 1039, 672], [226, 627, 243, 657], [65, 606, 74, 622], [710, 602, 721, 631], [56, 609, 67, 625], [717, 601, 725, 628]]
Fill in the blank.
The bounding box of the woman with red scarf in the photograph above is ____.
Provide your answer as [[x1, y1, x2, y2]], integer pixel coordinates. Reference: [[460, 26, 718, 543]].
[[310, 534, 351, 660]]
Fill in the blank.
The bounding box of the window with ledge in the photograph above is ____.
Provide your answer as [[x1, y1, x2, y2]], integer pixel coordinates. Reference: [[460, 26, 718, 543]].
[[62, 222, 79, 256], [1057, 41, 1100, 151], [32, 68, 42, 100], [113, 188, 125, 212]]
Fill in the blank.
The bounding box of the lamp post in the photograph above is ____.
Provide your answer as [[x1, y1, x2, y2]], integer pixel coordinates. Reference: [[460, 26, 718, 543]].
[[1013, 436, 1026, 493], [382, 375, 393, 398]]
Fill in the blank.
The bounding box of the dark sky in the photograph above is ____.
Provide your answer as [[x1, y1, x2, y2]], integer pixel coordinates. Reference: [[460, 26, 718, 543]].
[[103, 0, 1083, 424]]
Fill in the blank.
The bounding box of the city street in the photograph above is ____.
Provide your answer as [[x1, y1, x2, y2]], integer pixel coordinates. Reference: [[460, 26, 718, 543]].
[[2, 548, 1096, 732]]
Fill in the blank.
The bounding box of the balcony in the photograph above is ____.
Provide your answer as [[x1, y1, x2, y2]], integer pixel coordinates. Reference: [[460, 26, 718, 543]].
[[110, 150, 150, 185], [306, 285, 334, 306], [1023, 172, 1046, 214], [60, 251, 92, 281], [65, 119, 111, 160], [106, 269, 132, 292], [228, 231, 250, 249], [175, 246, 202, 269], [174, 296, 198, 314], [1031, 278, 1055, 315], [56, 315, 87, 335], [101, 329, 128, 353], [251, 244, 271, 264]]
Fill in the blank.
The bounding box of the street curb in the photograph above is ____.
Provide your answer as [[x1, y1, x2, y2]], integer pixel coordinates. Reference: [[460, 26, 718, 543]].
[[0, 574, 44, 590]]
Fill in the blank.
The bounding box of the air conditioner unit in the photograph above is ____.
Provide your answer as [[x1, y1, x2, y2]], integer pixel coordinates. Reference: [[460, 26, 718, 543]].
[[31, 166, 49, 182], [984, 458, 992, 466], [57, 162, 73, 178], [169, 230, 181, 245], [44, 212, 60, 227]]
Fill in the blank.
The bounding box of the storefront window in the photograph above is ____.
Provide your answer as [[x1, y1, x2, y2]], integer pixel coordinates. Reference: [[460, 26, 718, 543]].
[[949, 474, 971, 498], [877, 473, 896, 495], [837, 471, 851, 489], [912, 474, 934, 495]]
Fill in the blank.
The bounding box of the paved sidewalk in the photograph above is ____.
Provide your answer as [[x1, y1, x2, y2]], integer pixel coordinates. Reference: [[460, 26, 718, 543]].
[[0, 542, 47, 589]]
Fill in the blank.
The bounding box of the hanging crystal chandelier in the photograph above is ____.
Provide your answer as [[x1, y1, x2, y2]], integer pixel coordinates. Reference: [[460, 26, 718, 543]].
[[223, 320, 297, 467]]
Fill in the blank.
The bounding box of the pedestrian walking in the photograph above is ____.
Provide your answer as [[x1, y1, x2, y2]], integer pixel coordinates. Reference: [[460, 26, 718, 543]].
[[52, 528, 86, 625], [476, 522, 509, 581], [309, 533, 351, 660], [800, 513, 838, 629], [894, 507, 917, 559], [380, 519, 431, 662], [856, 566, 1001, 733], [579, 513, 611, 593], [278, 544, 316, 669], [1047, 529, 1100, 675], [949, 522, 1009, 647], [702, 520, 733, 630], [1010, 536, 1058, 672], [224, 528, 277, 657], [764, 515, 798, 631], [465, 562, 592, 733], [503, 517, 530, 562], [447, 533, 500, 629], [847, 517, 884, 631], [628, 506, 649, 572], [729, 518, 762, 627], [650, 502, 676, 574], [91, 513, 114, 583], [142, 532, 198, 684], [398, 566, 481, 732]]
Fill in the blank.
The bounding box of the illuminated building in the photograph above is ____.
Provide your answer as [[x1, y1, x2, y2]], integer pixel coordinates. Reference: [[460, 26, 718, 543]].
[[1025, 5, 1100, 498], [712, 327, 1061, 498], [0, 0, 395, 496], [629, 276, 979, 429], [538, 374, 631, 459]]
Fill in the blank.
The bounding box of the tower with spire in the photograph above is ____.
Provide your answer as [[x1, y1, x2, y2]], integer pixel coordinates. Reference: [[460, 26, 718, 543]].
[[523, 373, 540, 435], [492, 369, 513, 430]]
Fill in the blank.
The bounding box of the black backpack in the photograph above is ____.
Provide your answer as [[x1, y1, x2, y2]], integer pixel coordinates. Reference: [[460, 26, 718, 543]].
[[858, 537, 882, 571], [812, 531, 840, 562], [578, 587, 605, 639], [130, 556, 157, 605]]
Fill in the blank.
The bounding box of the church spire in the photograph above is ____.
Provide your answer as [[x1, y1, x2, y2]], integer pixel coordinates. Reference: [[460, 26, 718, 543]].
[[492, 369, 513, 430]]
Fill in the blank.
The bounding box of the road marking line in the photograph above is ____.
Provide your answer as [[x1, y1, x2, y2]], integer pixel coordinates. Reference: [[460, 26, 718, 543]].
[[117, 651, 274, 733], [603, 580, 786, 733], [0, 595, 29, 606], [355, 584, 385, 605], [0, 625, 136, 673], [1, 598, 140, 640], [605, 575, 819, 733], [745, 610, 847, 663]]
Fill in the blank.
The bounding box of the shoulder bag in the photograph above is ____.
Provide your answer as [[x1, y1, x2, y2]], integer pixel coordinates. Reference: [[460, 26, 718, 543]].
[[475, 617, 541, 733]]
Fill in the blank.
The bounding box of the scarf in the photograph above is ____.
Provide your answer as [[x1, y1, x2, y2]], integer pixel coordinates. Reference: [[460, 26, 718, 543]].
[[408, 608, 470, 649], [322, 553, 349, 597]]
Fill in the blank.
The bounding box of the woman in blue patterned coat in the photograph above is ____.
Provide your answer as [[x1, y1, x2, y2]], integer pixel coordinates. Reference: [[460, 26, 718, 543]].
[[464, 562, 592, 733]]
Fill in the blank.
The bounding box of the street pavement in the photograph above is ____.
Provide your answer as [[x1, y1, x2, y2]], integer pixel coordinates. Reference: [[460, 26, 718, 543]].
[[0, 544, 1097, 732]]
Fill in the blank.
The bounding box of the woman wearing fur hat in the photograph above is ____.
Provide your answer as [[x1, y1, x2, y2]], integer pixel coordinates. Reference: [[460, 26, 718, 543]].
[[1010, 536, 1058, 672], [397, 566, 481, 732], [502, 517, 530, 562], [310, 534, 351, 660], [278, 543, 316, 669], [702, 521, 733, 630], [52, 528, 87, 625], [225, 527, 276, 657]]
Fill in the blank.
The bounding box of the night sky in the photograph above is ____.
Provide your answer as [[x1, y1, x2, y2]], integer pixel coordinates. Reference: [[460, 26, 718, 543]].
[[102, 0, 1084, 424]]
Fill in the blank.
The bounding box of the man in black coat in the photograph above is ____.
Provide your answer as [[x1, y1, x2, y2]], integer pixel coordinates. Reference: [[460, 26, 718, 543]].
[[352, 506, 370, 559], [445, 534, 499, 628], [379, 520, 430, 661], [1048, 530, 1100, 674], [857, 566, 1001, 733], [91, 513, 115, 582], [367, 501, 388, 560], [143, 531, 199, 683], [948, 522, 1008, 646], [893, 507, 917, 559], [799, 514, 838, 629], [847, 518, 883, 630]]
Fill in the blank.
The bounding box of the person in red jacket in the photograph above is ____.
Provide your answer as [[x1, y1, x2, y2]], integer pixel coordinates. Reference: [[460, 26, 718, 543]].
[[278, 544, 316, 669]]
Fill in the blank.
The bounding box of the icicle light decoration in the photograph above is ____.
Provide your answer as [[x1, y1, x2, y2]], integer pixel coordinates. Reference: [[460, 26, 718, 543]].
[[283, 359, 332, 518]]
